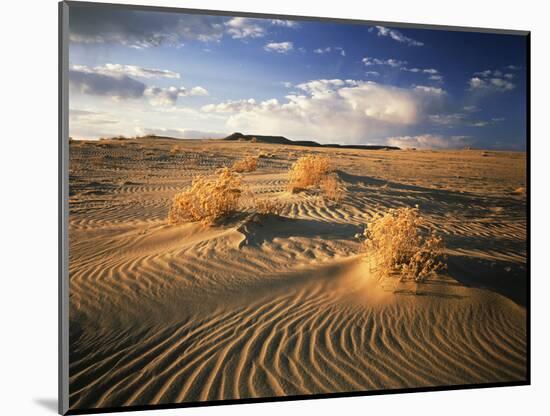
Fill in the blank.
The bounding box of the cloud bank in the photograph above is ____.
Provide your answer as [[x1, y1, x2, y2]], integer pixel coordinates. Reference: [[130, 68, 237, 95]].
[[69, 8, 225, 47], [203, 79, 446, 143], [135, 127, 226, 139], [69, 65, 207, 105], [387, 134, 472, 149], [73, 63, 180, 79]]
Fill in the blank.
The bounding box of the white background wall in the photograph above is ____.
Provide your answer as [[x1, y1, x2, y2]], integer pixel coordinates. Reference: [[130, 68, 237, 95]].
[[1, 0, 547, 414]]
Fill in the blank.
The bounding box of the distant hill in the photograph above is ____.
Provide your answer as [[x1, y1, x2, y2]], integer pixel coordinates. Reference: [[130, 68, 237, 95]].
[[224, 132, 400, 150]]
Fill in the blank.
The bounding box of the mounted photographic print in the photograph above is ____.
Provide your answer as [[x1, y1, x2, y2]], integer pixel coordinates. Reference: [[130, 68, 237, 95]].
[[58, 1, 530, 414]]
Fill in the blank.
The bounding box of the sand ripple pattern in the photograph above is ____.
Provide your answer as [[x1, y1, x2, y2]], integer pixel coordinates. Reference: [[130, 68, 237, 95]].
[[69, 273, 526, 409], [68, 140, 527, 411]]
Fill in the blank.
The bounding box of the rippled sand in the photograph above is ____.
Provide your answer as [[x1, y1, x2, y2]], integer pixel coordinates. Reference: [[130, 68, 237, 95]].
[[68, 137, 527, 411]]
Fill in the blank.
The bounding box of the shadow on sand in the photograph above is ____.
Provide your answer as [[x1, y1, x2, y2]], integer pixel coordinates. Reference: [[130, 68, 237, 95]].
[[236, 214, 361, 248], [447, 255, 527, 306]]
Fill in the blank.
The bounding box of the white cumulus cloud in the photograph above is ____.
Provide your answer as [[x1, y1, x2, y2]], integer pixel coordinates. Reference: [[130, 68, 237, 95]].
[[204, 79, 446, 144], [468, 68, 516, 92], [264, 41, 294, 53], [145, 85, 209, 106], [201, 98, 257, 113], [225, 17, 266, 39]]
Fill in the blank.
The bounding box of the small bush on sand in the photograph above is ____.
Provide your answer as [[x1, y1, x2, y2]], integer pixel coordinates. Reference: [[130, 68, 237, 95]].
[[362, 206, 446, 282], [170, 145, 181, 154], [255, 198, 284, 216], [320, 174, 344, 202], [168, 167, 242, 225], [288, 155, 331, 191], [232, 156, 258, 173]]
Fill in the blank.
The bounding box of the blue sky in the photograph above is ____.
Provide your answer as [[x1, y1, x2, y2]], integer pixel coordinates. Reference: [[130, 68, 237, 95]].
[[68, 5, 527, 149]]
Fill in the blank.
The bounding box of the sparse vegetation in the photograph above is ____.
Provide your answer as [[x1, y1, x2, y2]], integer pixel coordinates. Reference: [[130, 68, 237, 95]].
[[320, 174, 344, 202], [170, 145, 181, 154], [288, 155, 331, 192], [168, 167, 243, 225], [232, 155, 258, 173], [361, 206, 446, 282], [255, 198, 284, 216]]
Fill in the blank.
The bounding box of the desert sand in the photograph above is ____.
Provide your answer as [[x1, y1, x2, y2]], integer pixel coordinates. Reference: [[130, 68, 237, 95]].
[[68, 136, 527, 410]]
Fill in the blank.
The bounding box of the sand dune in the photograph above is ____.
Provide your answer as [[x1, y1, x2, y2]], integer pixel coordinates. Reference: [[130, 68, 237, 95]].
[[68, 138, 527, 411]]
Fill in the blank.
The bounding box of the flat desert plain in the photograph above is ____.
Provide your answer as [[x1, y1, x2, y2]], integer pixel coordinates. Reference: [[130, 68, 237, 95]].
[[68, 137, 527, 410]]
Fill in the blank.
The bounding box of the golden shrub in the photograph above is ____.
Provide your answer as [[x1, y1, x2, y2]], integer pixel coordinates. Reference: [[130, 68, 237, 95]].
[[170, 145, 181, 154], [362, 206, 446, 282], [232, 156, 258, 173], [168, 167, 242, 225], [255, 198, 284, 216], [287, 155, 331, 191], [320, 174, 344, 202]]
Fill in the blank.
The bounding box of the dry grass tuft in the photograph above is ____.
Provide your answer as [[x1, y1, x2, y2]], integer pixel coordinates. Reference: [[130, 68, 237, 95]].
[[287, 155, 331, 191], [361, 206, 446, 282], [168, 167, 243, 225], [232, 156, 258, 173], [170, 145, 181, 154], [255, 198, 284, 216], [320, 174, 345, 202], [513, 186, 526, 194]]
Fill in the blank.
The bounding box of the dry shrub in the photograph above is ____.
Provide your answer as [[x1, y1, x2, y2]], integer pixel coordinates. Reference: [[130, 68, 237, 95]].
[[255, 198, 284, 216], [320, 174, 344, 202], [362, 206, 446, 282], [168, 167, 242, 225], [514, 186, 526, 194], [232, 156, 258, 173], [288, 155, 331, 191], [170, 145, 181, 154]]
